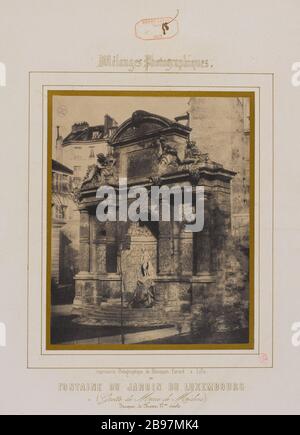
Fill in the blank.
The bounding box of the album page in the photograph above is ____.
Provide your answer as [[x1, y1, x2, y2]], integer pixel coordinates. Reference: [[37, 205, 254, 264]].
[[0, 0, 299, 415]]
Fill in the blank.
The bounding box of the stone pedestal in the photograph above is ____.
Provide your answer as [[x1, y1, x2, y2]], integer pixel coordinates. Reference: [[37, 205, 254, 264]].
[[74, 273, 121, 307], [191, 275, 216, 336], [155, 276, 191, 312], [73, 273, 99, 306]]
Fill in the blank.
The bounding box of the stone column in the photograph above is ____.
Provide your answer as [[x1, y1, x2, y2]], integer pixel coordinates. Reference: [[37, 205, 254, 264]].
[[179, 225, 193, 276], [158, 196, 176, 275], [158, 220, 174, 275], [79, 208, 90, 273], [90, 215, 96, 274], [191, 194, 216, 336], [89, 215, 107, 275], [95, 221, 107, 274]]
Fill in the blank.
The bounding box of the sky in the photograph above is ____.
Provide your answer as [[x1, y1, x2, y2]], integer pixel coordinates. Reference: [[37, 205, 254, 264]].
[[52, 95, 190, 143]]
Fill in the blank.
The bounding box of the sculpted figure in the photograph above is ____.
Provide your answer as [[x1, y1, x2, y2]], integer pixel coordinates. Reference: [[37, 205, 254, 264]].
[[185, 140, 202, 160], [128, 248, 156, 308], [141, 248, 155, 279], [81, 153, 116, 189], [157, 136, 181, 168]]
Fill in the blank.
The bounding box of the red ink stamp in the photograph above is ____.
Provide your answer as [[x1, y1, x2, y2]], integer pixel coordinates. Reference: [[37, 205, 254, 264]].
[[135, 10, 179, 41]]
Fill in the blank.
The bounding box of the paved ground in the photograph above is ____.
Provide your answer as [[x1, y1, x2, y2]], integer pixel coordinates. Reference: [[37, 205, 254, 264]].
[[51, 305, 249, 345], [142, 329, 250, 345], [62, 327, 179, 345]]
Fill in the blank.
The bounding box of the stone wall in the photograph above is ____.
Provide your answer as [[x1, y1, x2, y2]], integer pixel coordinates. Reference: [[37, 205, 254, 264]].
[[189, 97, 250, 239]]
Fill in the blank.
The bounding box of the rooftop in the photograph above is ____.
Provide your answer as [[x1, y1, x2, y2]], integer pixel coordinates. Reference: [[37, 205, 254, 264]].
[[62, 115, 118, 146], [63, 124, 106, 145]]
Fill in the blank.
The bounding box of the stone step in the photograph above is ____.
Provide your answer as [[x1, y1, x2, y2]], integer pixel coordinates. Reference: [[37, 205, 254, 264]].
[[76, 318, 170, 327], [95, 312, 160, 316], [75, 307, 162, 316], [100, 306, 159, 312], [72, 304, 191, 328], [74, 307, 190, 319], [73, 306, 172, 327], [77, 313, 165, 321]]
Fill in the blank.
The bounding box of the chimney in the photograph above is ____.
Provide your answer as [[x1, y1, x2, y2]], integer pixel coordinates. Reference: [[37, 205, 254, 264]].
[[72, 122, 89, 133], [104, 114, 118, 137], [104, 114, 111, 136], [175, 112, 190, 127]]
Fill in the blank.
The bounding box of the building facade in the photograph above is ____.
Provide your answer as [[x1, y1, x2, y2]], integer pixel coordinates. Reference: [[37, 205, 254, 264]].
[[58, 114, 118, 186], [51, 160, 75, 303]]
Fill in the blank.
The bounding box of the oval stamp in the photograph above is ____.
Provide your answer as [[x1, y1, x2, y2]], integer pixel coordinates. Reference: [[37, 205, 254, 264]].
[[57, 104, 68, 117], [135, 13, 179, 41], [259, 353, 269, 364]]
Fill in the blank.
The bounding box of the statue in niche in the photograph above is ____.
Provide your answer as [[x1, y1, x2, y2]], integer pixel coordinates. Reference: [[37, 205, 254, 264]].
[[128, 248, 156, 308], [141, 248, 155, 278]]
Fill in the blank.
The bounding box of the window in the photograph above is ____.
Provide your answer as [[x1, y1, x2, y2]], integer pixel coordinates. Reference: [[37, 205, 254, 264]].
[[92, 131, 101, 140], [89, 148, 95, 158]]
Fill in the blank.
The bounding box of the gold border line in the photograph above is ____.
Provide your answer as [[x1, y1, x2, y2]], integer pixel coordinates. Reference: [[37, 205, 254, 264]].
[[46, 92, 53, 349]]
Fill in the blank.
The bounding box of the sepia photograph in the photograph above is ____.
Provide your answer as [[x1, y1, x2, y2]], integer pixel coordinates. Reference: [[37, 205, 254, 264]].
[[48, 91, 254, 349]]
